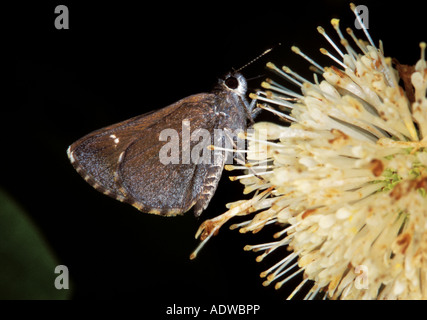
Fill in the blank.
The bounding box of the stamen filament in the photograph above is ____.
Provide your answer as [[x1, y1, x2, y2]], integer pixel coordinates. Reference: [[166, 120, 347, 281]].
[[291, 46, 324, 72], [317, 26, 345, 58], [320, 48, 348, 69], [266, 62, 303, 87], [276, 266, 304, 290], [288, 278, 310, 300]]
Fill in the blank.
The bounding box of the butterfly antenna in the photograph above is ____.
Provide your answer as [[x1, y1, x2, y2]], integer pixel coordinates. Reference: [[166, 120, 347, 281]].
[[246, 74, 266, 82], [234, 44, 280, 73]]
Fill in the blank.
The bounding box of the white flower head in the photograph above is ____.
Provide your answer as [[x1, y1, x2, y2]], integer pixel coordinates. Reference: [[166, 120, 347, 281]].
[[191, 3, 427, 300]]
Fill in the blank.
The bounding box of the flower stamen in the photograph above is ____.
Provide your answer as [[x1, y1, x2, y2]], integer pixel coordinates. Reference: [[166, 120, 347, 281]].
[[291, 46, 324, 73], [317, 26, 345, 59]]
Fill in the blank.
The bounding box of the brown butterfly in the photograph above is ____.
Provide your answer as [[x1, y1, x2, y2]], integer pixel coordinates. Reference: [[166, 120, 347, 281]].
[[67, 72, 256, 217]]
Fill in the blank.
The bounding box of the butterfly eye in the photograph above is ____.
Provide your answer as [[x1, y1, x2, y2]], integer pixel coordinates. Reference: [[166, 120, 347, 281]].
[[224, 76, 239, 90]]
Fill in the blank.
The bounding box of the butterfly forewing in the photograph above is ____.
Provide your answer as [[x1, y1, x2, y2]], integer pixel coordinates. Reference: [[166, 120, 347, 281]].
[[68, 93, 219, 216]]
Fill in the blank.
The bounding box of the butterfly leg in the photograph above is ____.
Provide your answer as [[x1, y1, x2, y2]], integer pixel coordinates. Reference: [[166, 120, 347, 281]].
[[242, 91, 263, 124]]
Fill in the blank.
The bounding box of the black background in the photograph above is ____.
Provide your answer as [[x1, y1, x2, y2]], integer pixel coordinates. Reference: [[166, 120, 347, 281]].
[[6, 0, 426, 311]]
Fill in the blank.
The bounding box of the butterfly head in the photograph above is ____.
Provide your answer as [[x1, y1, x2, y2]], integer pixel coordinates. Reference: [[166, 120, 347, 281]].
[[217, 72, 247, 97]]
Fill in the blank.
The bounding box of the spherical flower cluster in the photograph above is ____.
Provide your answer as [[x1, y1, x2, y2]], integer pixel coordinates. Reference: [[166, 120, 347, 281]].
[[192, 4, 427, 299]]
